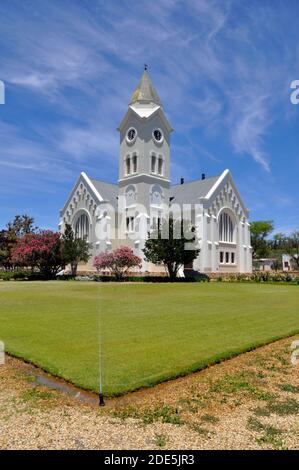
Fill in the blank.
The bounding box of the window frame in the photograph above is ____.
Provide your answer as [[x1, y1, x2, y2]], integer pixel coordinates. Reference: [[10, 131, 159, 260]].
[[125, 156, 131, 175], [157, 157, 163, 175], [74, 212, 90, 240], [126, 216, 135, 233], [218, 210, 235, 243], [132, 154, 138, 174], [151, 154, 157, 173]]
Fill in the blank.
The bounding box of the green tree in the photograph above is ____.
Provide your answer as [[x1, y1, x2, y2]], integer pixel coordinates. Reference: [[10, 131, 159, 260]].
[[250, 220, 274, 259], [7, 214, 37, 237], [143, 218, 200, 280], [0, 230, 16, 269], [61, 224, 90, 276], [0, 214, 37, 270], [271, 232, 288, 250]]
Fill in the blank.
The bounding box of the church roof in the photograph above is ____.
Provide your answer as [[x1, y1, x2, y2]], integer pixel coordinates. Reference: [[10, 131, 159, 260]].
[[90, 175, 222, 207], [170, 175, 220, 205], [129, 70, 161, 106], [90, 179, 118, 208], [90, 175, 221, 208]]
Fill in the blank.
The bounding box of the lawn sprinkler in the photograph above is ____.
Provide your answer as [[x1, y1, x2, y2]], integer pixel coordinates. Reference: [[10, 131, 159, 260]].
[[99, 327, 105, 406], [99, 391, 105, 407]]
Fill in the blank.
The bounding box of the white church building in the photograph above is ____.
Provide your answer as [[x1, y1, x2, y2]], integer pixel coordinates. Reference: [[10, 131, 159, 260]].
[[60, 69, 252, 274]]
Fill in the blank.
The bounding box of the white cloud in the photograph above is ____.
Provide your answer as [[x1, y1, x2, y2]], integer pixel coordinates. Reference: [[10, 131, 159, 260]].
[[0, 0, 298, 180], [56, 124, 118, 160], [8, 73, 58, 91], [230, 94, 271, 172]]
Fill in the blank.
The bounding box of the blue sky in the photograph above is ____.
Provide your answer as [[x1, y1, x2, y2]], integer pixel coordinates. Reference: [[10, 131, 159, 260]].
[[0, 0, 298, 234]]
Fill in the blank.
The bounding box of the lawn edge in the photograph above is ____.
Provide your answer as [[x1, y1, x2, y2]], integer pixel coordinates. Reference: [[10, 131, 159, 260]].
[[4, 329, 299, 398]]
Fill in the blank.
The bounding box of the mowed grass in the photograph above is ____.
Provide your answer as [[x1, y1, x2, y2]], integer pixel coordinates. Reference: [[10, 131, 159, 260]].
[[0, 281, 298, 396]]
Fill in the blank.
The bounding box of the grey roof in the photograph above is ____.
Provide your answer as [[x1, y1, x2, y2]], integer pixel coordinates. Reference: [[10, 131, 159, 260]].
[[170, 175, 220, 205], [90, 174, 220, 209], [129, 70, 161, 105], [90, 179, 118, 208]]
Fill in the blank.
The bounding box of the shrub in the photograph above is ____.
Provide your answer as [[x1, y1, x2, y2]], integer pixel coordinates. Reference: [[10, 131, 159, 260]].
[[93, 246, 142, 280], [0, 270, 50, 281], [0, 270, 25, 281], [11, 231, 64, 277], [92, 274, 207, 283]]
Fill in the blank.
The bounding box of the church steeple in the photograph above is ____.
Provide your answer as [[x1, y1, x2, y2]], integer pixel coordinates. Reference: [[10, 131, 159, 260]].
[[118, 67, 173, 187], [129, 68, 161, 106]]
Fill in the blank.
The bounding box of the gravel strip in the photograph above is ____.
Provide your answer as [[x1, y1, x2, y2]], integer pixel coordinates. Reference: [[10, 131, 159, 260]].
[[0, 336, 298, 450]]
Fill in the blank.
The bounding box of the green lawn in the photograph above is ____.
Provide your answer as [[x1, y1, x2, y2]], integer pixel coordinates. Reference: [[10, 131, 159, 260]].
[[0, 281, 298, 396]]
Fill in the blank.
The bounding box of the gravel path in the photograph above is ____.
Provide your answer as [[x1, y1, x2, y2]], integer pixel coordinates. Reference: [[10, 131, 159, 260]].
[[0, 336, 298, 450]]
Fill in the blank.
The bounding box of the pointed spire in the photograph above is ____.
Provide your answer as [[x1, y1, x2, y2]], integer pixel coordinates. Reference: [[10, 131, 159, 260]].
[[129, 68, 161, 106]]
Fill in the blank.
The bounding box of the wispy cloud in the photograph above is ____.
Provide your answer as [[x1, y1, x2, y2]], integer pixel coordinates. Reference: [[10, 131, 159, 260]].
[[56, 124, 118, 161], [230, 94, 271, 172], [0, 0, 298, 229], [0, 0, 289, 170]]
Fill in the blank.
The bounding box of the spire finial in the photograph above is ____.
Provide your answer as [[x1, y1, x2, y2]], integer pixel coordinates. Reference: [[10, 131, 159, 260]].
[[129, 65, 161, 105]]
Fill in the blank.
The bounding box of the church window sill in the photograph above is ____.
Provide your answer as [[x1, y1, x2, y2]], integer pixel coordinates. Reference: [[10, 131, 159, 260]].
[[219, 241, 237, 246]]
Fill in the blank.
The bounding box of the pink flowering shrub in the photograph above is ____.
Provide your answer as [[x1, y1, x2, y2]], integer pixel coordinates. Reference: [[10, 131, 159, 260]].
[[11, 231, 63, 277], [93, 246, 141, 280]]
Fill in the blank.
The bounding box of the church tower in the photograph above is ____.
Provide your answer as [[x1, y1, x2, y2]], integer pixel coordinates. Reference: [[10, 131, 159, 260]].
[[117, 68, 173, 216]]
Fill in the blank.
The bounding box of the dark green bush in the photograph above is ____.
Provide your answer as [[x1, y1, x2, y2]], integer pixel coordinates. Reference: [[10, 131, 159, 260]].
[[92, 274, 208, 283], [1, 269, 298, 284], [0, 270, 28, 281], [0, 270, 56, 281]]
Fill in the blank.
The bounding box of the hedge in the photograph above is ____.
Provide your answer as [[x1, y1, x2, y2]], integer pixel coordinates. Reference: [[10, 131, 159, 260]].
[[1, 270, 298, 284]]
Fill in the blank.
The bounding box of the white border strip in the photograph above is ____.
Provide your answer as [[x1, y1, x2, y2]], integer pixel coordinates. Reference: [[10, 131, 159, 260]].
[[81, 172, 103, 202], [205, 169, 229, 200]]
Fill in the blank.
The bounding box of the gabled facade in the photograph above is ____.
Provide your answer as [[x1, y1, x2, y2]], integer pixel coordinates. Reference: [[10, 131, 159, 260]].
[[60, 69, 252, 274]]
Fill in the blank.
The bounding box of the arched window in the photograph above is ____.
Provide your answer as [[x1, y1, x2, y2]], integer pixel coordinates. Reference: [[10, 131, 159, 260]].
[[158, 157, 163, 175], [150, 184, 163, 205], [125, 157, 131, 175], [151, 154, 157, 173], [132, 155, 137, 173], [74, 213, 89, 239], [125, 185, 136, 206], [219, 212, 234, 242]]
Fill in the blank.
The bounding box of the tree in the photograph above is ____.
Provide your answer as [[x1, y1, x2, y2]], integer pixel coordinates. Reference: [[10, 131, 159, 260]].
[[7, 214, 37, 237], [61, 224, 90, 276], [93, 246, 141, 280], [250, 220, 274, 259], [270, 232, 288, 250], [267, 232, 289, 271], [0, 229, 16, 270], [143, 218, 200, 280], [0, 214, 37, 270], [11, 231, 64, 277]]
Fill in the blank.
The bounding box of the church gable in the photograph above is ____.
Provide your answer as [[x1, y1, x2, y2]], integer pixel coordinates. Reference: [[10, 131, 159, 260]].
[[60, 172, 102, 227], [202, 170, 248, 221], [117, 104, 173, 140]]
